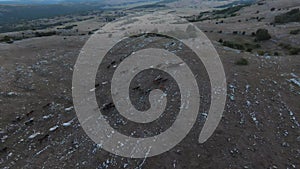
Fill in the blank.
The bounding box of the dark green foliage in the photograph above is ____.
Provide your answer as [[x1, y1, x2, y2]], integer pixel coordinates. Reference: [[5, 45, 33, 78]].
[[279, 43, 300, 55], [130, 4, 165, 9], [246, 48, 253, 52], [0, 35, 13, 43], [214, 5, 246, 15], [235, 58, 249, 65], [187, 4, 251, 22], [255, 29, 271, 41], [222, 41, 245, 50], [289, 48, 300, 55], [57, 24, 77, 30], [244, 43, 260, 52], [257, 50, 265, 55], [221, 40, 260, 52], [34, 31, 56, 37], [290, 29, 300, 35], [274, 8, 300, 24]]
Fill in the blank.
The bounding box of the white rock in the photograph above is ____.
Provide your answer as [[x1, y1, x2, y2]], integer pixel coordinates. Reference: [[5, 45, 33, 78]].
[[28, 132, 40, 139], [65, 106, 74, 111], [49, 125, 59, 132], [290, 78, 300, 87], [63, 121, 72, 127], [7, 92, 17, 96], [43, 114, 53, 120]]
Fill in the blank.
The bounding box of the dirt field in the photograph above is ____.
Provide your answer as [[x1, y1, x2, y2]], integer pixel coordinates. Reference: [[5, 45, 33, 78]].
[[0, 0, 300, 168]]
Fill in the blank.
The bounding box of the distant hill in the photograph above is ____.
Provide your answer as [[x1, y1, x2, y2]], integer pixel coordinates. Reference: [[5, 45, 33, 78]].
[[0, 0, 161, 5]]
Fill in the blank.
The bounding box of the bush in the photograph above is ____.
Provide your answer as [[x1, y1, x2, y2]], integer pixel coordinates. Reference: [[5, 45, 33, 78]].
[[235, 58, 249, 65], [255, 29, 271, 41]]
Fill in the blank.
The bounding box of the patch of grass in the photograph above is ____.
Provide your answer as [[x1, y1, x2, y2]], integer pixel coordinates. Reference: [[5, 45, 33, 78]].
[[34, 31, 57, 37], [187, 4, 250, 22], [274, 8, 300, 24], [222, 40, 245, 50], [257, 50, 266, 55], [214, 5, 246, 15], [57, 24, 77, 30], [221, 40, 260, 52], [279, 43, 300, 55], [289, 48, 300, 55], [235, 58, 249, 65]]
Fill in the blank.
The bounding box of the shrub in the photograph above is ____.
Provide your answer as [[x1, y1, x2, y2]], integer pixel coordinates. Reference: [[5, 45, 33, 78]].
[[235, 58, 249, 65], [255, 29, 271, 41]]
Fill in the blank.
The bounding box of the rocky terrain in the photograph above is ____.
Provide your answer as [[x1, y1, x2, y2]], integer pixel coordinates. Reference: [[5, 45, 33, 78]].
[[0, 0, 299, 168]]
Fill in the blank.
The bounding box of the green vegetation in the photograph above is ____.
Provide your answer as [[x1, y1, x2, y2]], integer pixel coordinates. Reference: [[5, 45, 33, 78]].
[[274, 8, 300, 24], [214, 5, 246, 15], [57, 24, 77, 30], [222, 41, 245, 50], [187, 4, 250, 22], [235, 58, 249, 65], [34, 31, 57, 37], [279, 43, 300, 55], [290, 29, 300, 35], [220, 40, 260, 52], [130, 4, 165, 9], [257, 50, 266, 55], [274, 52, 280, 56], [289, 48, 300, 55], [255, 29, 271, 41], [0, 36, 14, 44]]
